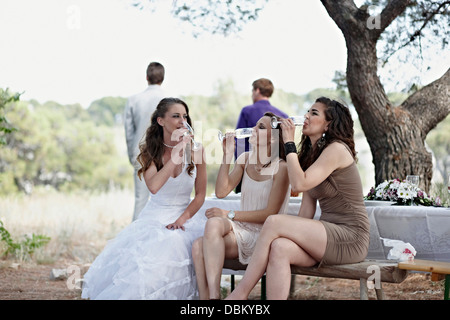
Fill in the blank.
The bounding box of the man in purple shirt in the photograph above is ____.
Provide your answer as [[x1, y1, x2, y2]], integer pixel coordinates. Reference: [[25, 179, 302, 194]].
[[234, 78, 288, 192]]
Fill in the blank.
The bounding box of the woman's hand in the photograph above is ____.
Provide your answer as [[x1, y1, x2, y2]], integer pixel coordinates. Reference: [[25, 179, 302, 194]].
[[171, 127, 189, 143], [205, 207, 228, 219], [222, 132, 236, 156], [280, 118, 296, 143], [166, 216, 187, 231], [170, 128, 191, 165]]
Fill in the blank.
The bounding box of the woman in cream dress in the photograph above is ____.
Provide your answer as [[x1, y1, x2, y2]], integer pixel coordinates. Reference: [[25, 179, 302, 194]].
[[191, 112, 291, 300]]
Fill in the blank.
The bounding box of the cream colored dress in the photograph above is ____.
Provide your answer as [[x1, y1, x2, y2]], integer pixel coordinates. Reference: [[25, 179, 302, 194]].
[[230, 160, 290, 264]]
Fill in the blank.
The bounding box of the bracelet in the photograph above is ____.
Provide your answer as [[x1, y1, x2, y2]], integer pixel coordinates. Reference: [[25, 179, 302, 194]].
[[284, 141, 297, 155]]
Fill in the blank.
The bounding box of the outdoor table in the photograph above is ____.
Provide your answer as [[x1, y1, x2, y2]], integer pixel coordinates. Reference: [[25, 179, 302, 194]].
[[197, 195, 450, 262]]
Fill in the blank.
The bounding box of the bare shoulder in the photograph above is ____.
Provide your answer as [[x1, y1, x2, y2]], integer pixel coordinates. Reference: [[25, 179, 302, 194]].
[[323, 141, 351, 156], [324, 141, 354, 166]]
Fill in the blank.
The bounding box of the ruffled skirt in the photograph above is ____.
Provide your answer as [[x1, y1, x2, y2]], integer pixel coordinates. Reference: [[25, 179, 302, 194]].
[[81, 206, 206, 300]]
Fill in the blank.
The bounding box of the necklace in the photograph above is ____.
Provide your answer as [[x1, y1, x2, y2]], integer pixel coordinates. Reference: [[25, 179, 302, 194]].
[[163, 142, 176, 149], [254, 161, 271, 173]]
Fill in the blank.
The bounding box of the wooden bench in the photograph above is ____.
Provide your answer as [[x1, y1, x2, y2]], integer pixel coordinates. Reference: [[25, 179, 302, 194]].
[[398, 259, 450, 300], [223, 259, 408, 300]]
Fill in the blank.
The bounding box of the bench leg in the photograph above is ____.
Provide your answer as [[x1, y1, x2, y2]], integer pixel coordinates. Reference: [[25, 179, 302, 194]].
[[360, 278, 368, 300], [375, 282, 386, 300], [230, 274, 235, 292], [360, 278, 386, 300], [261, 275, 266, 300]]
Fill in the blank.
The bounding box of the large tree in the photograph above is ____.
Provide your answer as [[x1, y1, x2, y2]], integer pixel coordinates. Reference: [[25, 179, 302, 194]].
[[138, 0, 450, 191], [319, 0, 449, 192]]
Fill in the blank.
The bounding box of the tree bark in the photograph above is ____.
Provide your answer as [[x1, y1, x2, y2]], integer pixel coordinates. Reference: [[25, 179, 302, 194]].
[[321, 0, 450, 192]]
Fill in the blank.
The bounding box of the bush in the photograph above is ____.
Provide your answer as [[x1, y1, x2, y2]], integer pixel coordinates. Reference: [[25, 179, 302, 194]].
[[0, 220, 51, 261]]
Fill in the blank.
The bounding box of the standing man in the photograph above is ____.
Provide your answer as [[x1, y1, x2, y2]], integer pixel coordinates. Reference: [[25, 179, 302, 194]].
[[124, 62, 166, 221], [235, 78, 288, 192]]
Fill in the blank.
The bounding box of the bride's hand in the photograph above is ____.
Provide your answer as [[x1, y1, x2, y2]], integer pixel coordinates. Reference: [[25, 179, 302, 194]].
[[171, 128, 189, 143], [169, 129, 191, 165], [166, 217, 186, 231]]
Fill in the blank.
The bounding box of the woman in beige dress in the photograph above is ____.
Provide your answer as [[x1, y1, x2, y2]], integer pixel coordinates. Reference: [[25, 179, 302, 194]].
[[191, 112, 291, 300], [227, 97, 370, 300]]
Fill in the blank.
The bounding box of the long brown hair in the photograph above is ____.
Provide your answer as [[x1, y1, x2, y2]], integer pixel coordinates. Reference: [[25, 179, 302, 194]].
[[264, 112, 286, 161], [298, 97, 357, 170], [137, 97, 195, 179]]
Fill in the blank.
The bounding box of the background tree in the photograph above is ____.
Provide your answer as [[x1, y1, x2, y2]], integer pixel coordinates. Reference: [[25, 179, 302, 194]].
[[0, 88, 21, 145], [0, 99, 133, 194], [137, 0, 450, 191]]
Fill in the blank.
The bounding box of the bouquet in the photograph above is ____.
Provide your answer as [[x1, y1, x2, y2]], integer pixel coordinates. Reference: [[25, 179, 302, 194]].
[[365, 178, 442, 206]]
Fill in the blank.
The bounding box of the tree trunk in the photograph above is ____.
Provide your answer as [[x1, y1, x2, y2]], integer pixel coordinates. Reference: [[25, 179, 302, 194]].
[[321, 0, 450, 192]]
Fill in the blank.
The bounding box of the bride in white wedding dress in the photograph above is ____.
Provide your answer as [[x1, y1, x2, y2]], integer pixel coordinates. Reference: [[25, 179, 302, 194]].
[[81, 98, 207, 300]]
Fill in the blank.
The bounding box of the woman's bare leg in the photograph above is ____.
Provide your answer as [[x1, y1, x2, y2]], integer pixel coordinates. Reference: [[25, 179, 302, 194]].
[[266, 237, 317, 299], [226, 214, 327, 300], [202, 217, 238, 299], [192, 237, 209, 300]]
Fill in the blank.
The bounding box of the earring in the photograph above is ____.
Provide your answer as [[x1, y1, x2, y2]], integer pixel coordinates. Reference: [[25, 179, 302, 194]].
[[317, 132, 326, 148]]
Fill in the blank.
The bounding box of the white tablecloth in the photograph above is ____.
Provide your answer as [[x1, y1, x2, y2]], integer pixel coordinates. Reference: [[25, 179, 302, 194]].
[[198, 195, 450, 262]]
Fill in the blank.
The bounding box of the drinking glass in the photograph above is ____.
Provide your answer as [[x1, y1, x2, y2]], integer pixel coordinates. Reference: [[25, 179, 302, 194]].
[[406, 175, 419, 206], [218, 128, 253, 142], [271, 116, 305, 129], [183, 121, 200, 151]]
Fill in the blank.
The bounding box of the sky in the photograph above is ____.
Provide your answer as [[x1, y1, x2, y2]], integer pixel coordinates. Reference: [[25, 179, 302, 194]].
[[0, 0, 448, 108]]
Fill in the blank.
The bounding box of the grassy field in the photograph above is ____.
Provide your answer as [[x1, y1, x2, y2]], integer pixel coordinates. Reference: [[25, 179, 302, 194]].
[[0, 188, 134, 264]]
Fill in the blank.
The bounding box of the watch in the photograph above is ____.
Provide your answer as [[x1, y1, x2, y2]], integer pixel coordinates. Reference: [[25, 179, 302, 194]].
[[227, 210, 235, 221]]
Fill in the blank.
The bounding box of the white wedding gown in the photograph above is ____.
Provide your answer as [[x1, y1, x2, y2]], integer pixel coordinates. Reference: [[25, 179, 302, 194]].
[[81, 165, 207, 300]]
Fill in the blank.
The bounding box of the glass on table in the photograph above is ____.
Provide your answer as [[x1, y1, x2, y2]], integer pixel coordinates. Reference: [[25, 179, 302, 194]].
[[271, 116, 305, 129], [218, 128, 253, 142], [406, 175, 419, 206]]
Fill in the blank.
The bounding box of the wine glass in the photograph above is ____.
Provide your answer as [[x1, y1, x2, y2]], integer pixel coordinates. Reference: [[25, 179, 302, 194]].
[[183, 121, 200, 151], [406, 175, 419, 206], [218, 128, 253, 142], [271, 116, 305, 129]]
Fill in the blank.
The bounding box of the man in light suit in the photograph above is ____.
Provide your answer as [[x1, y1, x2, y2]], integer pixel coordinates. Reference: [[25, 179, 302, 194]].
[[124, 62, 166, 221]]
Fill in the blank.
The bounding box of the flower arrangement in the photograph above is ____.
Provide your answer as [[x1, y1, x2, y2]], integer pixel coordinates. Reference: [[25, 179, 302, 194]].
[[365, 178, 442, 206]]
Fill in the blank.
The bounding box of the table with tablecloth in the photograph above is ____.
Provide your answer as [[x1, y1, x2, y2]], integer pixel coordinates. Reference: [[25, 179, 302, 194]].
[[197, 195, 450, 262]]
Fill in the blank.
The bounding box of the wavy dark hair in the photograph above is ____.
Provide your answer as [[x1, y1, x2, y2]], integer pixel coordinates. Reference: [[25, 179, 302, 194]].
[[263, 112, 286, 162], [137, 97, 195, 179], [298, 97, 357, 170]]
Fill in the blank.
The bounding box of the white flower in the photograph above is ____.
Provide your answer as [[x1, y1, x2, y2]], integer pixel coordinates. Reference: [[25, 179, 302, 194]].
[[376, 189, 384, 198], [377, 181, 389, 190], [391, 180, 401, 189], [365, 178, 442, 206], [397, 186, 409, 199]]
